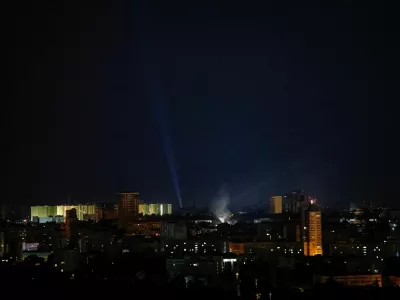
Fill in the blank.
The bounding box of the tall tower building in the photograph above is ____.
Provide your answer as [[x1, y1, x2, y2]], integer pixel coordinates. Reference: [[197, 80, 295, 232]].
[[65, 208, 77, 239], [118, 192, 139, 229], [270, 196, 283, 214], [303, 205, 323, 256], [284, 190, 313, 248]]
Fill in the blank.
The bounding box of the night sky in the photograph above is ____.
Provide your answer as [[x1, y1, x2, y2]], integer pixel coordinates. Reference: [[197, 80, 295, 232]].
[[6, 2, 395, 209]]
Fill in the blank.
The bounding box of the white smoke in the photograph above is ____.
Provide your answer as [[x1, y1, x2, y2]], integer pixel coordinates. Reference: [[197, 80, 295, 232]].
[[211, 186, 231, 223]]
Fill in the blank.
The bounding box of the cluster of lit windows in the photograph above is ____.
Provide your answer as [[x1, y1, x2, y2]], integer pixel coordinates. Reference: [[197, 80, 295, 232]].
[[247, 244, 302, 255], [165, 241, 219, 255], [332, 244, 393, 259]]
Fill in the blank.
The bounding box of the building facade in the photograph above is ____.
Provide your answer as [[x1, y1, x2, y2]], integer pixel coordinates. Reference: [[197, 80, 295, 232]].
[[270, 196, 283, 214], [304, 205, 323, 256], [139, 203, 172, 216], [161, 222, 187, 240], [95, 204, 118, 221], [30, 205, 95, 222], [117, 192, 140, 229]]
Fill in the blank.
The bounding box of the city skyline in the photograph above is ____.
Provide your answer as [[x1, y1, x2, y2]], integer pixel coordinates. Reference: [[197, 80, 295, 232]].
[[3, 1, 398, 295]]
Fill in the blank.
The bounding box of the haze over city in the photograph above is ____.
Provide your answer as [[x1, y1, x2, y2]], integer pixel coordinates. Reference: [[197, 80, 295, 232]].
[[6, 2, 393, 210], [3, 1, 400, 298]]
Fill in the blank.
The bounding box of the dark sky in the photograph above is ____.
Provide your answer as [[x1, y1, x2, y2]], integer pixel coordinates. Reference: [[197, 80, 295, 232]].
[[6, 2, 396, 209]]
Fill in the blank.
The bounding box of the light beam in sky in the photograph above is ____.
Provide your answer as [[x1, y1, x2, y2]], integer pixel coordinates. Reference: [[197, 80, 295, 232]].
[[143, 61, 183, 209]]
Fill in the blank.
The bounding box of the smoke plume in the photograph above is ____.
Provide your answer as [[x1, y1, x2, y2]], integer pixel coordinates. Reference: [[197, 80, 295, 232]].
[[211, 186, 231, 223]]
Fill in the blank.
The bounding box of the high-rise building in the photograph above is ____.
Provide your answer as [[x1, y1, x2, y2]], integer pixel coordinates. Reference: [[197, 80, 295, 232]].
[[30, 205, 95, 222], [148, 203, 158, 215], [30, 205, 57, 221], [284, 190, 313, 249], [65, 208, 78, 239], [303, 205, 323, 256], [117, 192, 139, 229], [160, 204, 172, 215], [139, 204, 149, 215], [270, 196, 282, 214], [95, 203, 118, 221], [139, 203, 172, 216]]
